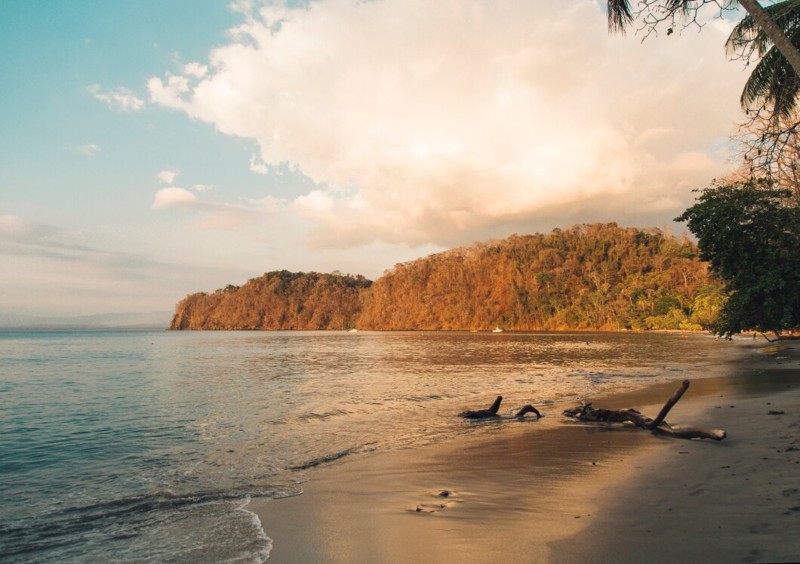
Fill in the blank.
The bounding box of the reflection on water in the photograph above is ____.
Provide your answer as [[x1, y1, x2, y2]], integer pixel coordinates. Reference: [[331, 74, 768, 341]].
[[0, 329, 762, 561]]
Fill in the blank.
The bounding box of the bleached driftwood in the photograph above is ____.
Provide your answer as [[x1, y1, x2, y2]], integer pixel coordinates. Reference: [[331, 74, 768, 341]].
[[562, 380, 726, 441]]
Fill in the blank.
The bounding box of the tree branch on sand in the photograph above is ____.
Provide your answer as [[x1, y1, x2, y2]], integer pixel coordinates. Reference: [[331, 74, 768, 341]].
[[460, 396, 542, 420], [562, 380, 726, 441]]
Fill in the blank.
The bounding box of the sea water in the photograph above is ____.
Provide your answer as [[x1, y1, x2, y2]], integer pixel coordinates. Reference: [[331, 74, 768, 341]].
[[0, 330, 741, 562]]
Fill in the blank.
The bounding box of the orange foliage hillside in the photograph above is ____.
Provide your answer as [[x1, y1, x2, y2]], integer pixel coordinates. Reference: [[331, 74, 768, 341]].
[[170, 224, 722, 331], [170, 270, 371, 330]]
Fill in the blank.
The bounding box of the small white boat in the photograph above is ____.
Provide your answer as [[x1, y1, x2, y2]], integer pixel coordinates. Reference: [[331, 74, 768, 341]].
[[348, 328, 359, 333], [492, 327, 503, 333]]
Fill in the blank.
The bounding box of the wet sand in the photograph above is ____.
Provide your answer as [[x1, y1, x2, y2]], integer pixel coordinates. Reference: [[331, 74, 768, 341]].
[[252, 340, 800, 563]]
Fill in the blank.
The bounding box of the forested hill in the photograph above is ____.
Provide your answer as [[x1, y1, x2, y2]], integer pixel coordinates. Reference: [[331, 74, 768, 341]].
[[170, 271, 371, 330], [169, 223, 725, 331]]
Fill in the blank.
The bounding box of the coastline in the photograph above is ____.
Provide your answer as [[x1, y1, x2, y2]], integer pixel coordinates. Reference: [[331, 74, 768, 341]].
[[550, 340, 800, 563], [251, 340, 800, 563]]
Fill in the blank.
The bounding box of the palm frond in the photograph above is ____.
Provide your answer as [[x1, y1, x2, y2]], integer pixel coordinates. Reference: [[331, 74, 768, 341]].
[[741, 45, 800, 121], [664, 0, 694, 14], [607, 0, 633, 33], [727, 0, 800, 58]]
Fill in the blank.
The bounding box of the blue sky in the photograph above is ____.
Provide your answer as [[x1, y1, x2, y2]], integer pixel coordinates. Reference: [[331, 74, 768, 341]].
[[1, 0, 748, 317]]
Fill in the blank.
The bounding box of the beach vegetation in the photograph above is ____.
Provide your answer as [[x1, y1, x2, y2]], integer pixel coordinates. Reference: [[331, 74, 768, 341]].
[[676, 179, 800, 334]]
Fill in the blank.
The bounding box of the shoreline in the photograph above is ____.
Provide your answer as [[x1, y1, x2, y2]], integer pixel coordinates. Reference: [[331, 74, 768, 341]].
[[550, 341, 800, 563], [252, 341, 800, 563]]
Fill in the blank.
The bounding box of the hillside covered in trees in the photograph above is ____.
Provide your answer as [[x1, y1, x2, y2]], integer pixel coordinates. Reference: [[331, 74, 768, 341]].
[[170, 224, 725, 331], [170, 271, 371, 330]]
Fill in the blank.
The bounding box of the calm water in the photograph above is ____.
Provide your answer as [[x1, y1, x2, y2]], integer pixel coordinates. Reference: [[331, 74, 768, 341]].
[[0, 330, 742, 561]]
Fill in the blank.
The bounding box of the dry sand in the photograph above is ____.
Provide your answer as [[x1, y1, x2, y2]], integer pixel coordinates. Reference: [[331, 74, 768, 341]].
[[251, 340, 800, 563]]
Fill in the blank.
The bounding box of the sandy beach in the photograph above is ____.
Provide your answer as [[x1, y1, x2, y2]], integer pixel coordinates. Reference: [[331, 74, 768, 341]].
[[251, 340, 800, 563]]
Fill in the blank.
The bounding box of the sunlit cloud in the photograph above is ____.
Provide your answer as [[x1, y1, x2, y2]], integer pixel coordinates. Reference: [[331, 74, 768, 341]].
[[152, 187, 199, 210], [88, 84, 145, 111], [158, 169, 180, 184], [0, 215, 59, 241], [151, 187, 277, 229], [147, 0, 747, 247], [0, 215, 29, 237], [246, 195, 281, 212], [183, 62, 208, 78]]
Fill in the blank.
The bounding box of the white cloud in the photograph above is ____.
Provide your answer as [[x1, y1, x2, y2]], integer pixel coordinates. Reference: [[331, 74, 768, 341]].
[[183, 62, 209, 78], [89, 84, 145, 111], [158, 169, 180, 184], [249, 155, 268, 174], [152, 187, 199, 210], [147, 0, 747, 247], [246, 195, 281, 212], [192, 183, 215, 192], [75, 143, 101, 156], [151, 187, 277, 229]]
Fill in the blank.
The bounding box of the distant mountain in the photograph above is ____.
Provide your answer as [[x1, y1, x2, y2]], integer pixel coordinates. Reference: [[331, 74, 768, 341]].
[[0, 311, 172, 330], [170, 223, 725, 332]]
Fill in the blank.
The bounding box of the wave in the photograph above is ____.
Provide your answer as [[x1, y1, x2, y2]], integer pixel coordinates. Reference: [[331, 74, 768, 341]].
[[0, 487, 289, 562], [290, 448, 354, 470]]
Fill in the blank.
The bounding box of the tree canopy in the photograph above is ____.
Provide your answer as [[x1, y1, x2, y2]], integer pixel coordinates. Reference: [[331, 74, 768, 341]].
[[676, 180, 800, 334], [171, 224, 723, 332]]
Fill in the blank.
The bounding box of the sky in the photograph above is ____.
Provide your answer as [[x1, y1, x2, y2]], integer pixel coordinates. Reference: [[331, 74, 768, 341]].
[[1, 0, 750, 318]]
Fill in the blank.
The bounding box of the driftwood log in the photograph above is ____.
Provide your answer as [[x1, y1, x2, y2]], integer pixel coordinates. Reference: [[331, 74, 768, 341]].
[[562, 380, 726, 441], [460, 396, 542, 420]]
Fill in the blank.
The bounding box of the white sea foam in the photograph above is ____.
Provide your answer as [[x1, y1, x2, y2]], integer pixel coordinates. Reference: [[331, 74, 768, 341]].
[[228, 496, 272, 564]]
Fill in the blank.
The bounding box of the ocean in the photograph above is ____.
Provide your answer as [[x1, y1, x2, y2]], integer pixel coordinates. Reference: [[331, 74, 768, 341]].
[[0, 329, 743, 562]]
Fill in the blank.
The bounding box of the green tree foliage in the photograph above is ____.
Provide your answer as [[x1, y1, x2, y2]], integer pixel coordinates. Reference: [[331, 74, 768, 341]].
[[676, 180, 800, 334], [689, 285, 728, 329], [727, 1, 800, 124]]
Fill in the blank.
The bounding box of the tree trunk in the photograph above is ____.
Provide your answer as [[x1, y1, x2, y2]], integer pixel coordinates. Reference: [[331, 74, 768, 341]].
[[738, 0, 800, 79]]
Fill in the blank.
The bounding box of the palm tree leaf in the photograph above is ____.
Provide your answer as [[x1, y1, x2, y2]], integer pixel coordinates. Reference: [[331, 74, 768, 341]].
[[607, 0, 633, 32], [727, 0, 800, 58], [741, 45, 800, 120]]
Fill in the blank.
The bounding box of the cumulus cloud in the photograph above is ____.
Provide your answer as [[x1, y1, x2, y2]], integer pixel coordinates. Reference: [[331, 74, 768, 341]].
[[147, 0, 747, 247], [183, 62, 209, 78], [152, 187, 199, 210], [89, 84, 145, 111], [158, 169, 180, 184]]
